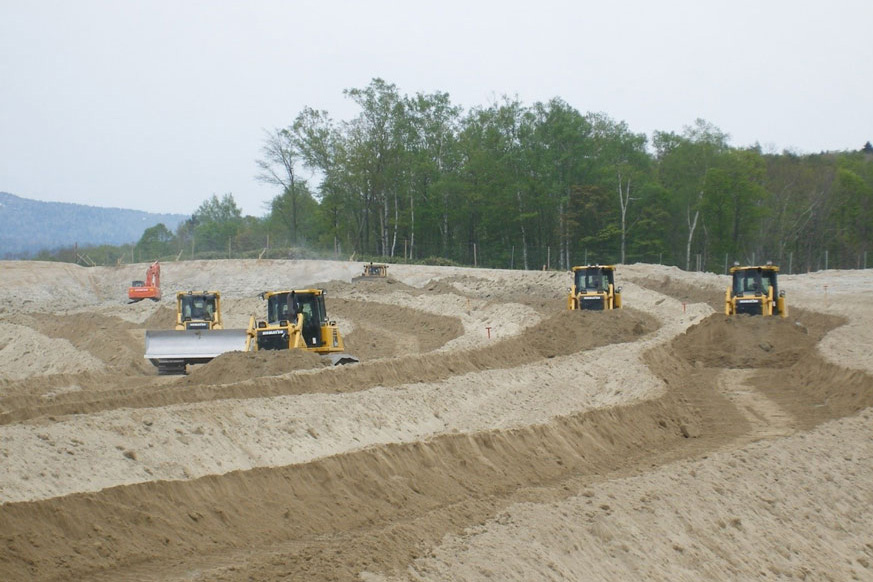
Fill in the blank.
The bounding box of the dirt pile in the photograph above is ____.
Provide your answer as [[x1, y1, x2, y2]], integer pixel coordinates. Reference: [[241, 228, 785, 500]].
[[333, 299, 464, 359], [670, 310, 840, 368], [626, 273, 724, 309], [186, 349, 331, 383], [328, 276, 420, 296], [1, 260, 872, 582], [0, 322, 105, 380]]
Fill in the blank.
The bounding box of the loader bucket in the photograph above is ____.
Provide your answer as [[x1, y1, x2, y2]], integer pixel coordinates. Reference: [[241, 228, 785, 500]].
[[145, 329, 249, 371]]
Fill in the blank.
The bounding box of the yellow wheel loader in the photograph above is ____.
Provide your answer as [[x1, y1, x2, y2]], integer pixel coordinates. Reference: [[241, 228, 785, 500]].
[[245, 289, 358, 365], [567, 265, 622, 310], [725, 263, 787, 317]]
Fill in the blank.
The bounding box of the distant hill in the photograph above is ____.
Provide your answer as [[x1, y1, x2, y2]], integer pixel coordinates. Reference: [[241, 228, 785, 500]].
[[0, 192, 188, 257]]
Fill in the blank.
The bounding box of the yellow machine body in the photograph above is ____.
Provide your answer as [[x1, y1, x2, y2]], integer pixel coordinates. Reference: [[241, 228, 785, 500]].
[[725, 265, 787, 317], [246, 289, 356, 364], [352, 262, 388, 282], [567, 265, 622, 310], [175, 291, 223, 330]]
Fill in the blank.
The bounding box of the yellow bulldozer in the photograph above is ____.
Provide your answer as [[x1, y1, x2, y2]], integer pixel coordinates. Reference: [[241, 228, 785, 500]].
[[567, 265, 622, 310], [145, 290, 243, 374], [175, 291, 223, 330], [144, 288, 357, 374], [725, 263, 787, 317], [352, 262, 388, 282], [245, 289, 358, 365]]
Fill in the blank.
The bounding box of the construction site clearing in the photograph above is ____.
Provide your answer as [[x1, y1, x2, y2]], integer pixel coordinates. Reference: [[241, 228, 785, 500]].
[[1, 259, 872, 581]]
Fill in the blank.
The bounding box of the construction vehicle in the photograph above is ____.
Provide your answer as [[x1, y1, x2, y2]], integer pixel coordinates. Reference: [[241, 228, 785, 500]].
[[352, 262, 388, 282], [174, 291, 223, 330], [725, 263, 787, 317], [144, 288, 356, 374], [246, 289, 358, 365], [128, 261, 161, 303], [144, 290, 245, 374], [567, 265, 622, 310]]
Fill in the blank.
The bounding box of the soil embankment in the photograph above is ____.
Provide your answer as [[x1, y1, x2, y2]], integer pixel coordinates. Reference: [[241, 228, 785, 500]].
[[1, 260, 871, 581]]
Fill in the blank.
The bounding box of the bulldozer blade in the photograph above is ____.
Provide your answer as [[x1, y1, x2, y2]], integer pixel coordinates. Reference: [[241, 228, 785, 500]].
[[326, 353, 359, 366], [145, 329, 248, 364]]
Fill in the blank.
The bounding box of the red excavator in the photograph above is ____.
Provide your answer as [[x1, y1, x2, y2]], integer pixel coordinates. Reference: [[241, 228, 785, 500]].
[[128, 261, 161, 303]]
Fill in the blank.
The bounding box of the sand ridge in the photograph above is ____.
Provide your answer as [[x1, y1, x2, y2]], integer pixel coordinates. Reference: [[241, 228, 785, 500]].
[[0, 259, 871, 581]]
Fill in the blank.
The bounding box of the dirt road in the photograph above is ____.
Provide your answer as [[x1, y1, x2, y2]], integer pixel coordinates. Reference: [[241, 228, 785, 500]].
[[1, 260, 871, 581]]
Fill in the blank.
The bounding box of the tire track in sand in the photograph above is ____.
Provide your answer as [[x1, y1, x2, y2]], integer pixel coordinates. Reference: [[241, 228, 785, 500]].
[[716, 369, 796, 443]]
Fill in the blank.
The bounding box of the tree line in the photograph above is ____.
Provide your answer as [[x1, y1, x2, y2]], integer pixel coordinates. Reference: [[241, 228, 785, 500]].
[[46, 78, 873, 273]]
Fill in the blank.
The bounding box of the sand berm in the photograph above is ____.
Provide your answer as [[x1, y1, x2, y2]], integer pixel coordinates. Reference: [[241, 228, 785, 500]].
[[1, 259, 872, 581]]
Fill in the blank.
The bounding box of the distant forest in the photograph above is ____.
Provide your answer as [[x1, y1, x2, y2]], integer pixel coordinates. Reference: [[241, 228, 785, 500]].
[[36, 79, 873, 273]]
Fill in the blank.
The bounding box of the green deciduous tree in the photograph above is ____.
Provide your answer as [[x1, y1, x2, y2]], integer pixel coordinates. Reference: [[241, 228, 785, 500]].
[[654, 119, 730, 269], [191, 194, 243, 252], [135, 223, 174, 260]]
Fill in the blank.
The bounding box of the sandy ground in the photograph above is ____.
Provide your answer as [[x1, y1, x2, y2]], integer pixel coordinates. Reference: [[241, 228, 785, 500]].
[[0, 259, 871, 581]]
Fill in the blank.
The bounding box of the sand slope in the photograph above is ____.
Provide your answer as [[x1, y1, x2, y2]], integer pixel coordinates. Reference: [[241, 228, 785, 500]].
[[0, 259, 871, 581]]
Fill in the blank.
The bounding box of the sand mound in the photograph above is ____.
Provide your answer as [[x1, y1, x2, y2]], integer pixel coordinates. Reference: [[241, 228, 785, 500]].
[[670, 310, 841, 368], [2, 260, 873, 582], [328, 277, 421, 296], [142, 305, 176, 328], [626, 273, 724, 309], [186, 349, 330, 383], [440, 272, 569, 304], [0, 323, 105, 381], [9, 312, 153, 375], [335, 299, 464, 359]]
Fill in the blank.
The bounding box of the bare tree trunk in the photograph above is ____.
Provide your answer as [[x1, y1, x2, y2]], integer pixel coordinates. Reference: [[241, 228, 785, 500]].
[[559, 198, 566, 270], [516, 189, 529, 270], [409, 189, 415, 259], [391, 190, 399, 257], [686, 206, 700, 271], [380, 192, 389, 256], [617, 172, 632, 265], [441, 192, 449, 254]]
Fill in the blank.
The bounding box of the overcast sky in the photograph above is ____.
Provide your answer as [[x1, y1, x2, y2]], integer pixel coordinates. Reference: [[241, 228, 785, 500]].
[[1, 1, 871, 217]]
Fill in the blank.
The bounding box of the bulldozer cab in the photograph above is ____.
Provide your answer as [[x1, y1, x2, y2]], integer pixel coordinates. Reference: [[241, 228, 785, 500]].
[[353, 262, 388, 282], [365, 264, 386, 277], [726, 265, 786, 317], [568, 265, 621, 310], [181, 294, 216, 321], [265, 291, 326, 347], [732, 268, 777, 298], [574, 267, 614, 292], [176, 291, 221, 330]]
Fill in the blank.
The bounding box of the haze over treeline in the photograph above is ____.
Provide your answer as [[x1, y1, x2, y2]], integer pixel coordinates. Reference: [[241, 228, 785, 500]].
[[20, 79, 873, 273]]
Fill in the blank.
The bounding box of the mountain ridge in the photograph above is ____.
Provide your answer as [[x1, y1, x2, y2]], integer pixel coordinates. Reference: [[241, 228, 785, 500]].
[[0, 191, 188, 257]]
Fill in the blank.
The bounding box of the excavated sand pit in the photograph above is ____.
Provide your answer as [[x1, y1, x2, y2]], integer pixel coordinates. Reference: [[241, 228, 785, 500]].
[[1, 259, 872, 581]]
